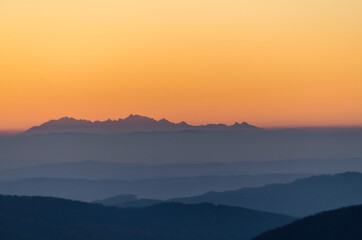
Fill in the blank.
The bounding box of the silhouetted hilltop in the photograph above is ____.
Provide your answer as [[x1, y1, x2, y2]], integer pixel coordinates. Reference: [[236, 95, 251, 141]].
[[94, 194, 138, 205], [94, 194, 163, 207], [0, 195, 295, 240], [253, 204, 362, 240], [22, 115, 260, 135], [171, 172, 362, 217]]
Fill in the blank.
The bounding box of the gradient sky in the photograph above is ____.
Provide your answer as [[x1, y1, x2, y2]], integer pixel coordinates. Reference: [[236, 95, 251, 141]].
[[1, 0, 362, 130]]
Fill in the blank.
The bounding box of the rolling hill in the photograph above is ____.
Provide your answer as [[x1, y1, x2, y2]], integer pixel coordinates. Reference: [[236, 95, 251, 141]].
[[0, 195, 295, 240]]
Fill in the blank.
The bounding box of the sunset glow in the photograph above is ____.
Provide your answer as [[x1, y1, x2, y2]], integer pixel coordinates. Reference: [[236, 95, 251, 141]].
[[1, 0, 362, 130]]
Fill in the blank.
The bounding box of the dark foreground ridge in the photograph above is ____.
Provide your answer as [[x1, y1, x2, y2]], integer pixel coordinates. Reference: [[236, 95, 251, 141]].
[[0, 195, 295, 240], [253, 204, 362, 240]]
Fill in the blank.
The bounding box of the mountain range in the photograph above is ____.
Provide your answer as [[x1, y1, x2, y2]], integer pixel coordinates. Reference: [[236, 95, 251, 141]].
[[22, 115, 260, 135], [0, 195, 295, 240]]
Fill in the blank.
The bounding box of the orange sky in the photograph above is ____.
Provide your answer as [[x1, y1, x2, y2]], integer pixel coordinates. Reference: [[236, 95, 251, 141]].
[[1, 0, 362, 130]]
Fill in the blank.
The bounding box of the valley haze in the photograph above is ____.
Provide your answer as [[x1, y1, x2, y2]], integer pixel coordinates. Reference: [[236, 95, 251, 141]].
[[0, 115, 361, 169]]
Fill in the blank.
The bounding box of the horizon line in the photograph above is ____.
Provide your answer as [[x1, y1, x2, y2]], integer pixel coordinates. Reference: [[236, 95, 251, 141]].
[[1, 114, 362, 135], [1, 124, 362, 136]]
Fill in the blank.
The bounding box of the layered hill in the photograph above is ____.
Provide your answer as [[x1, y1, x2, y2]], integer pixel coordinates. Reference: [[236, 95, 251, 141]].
[[0, 160, 318, 181], [0, 195, 295, 240], [0, 173, 309, 201], [22, 115, 260, 135], [253, 204, 362, 240], [171, 172, 362, 217], [1, 159, 362, 181]]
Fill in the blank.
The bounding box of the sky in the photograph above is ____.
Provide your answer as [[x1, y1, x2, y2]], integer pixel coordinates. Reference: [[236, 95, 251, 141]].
[[1, 0, 362, 130]]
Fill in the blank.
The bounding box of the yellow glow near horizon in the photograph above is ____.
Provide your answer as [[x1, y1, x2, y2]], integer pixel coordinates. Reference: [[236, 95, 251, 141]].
[[1, 0, 362, 130]]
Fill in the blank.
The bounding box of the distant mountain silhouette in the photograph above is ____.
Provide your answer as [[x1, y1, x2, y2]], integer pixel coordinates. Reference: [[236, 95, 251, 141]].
[[170, 172, 362, 217], [253, 204, 362, 240], [22, 115, 260, 135], [0, 195, 295, 240]]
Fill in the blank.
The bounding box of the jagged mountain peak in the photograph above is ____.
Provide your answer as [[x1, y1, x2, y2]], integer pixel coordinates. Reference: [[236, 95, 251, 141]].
[[22, 115, 261, 135]]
